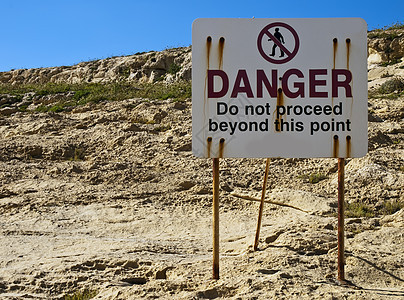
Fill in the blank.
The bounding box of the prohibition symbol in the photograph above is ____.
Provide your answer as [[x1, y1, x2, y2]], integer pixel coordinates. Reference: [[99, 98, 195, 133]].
[[257, 22, 300, 64]]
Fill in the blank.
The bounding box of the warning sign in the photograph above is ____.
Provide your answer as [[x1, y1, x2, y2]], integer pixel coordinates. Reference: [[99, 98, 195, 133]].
[[192, 18, 368, 158]]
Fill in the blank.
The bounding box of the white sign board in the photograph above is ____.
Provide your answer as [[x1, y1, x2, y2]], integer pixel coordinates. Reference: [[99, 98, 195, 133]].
[[192, 18, 368, 158]]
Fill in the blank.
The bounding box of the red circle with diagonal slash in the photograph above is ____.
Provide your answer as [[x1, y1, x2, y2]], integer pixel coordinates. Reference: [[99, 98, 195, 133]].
[[257, 22, 300, 64]]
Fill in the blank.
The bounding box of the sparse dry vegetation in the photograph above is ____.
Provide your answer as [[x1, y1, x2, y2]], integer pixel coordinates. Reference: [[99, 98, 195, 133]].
[[0, 81, 191, 113]]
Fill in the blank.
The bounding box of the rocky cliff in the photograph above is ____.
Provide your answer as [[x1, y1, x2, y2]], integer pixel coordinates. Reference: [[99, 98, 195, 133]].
[[368, 27, 404, 65], [0, 47, 192, 85], [0, 27, 402, 87]]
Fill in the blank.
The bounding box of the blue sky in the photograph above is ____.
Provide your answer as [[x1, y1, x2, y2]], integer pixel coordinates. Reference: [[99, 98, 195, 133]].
[[0, 0, 402, 71]]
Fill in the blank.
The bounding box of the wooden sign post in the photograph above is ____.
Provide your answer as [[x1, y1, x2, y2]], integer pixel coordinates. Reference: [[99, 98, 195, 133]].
[[337, 158, 345, 282], [254, 158, 270, 251], [212, 157, 220, 279]]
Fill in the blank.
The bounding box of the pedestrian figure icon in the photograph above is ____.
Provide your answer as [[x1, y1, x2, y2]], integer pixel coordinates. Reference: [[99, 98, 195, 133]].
[[257, 22, 299, 64], [269, 28, 285, 57]]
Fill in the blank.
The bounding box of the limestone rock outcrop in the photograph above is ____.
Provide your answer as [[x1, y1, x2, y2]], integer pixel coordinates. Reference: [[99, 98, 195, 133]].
[[1, 28, 403, 86], [367, 28, 404, 66], [0, 47, 192, 85]]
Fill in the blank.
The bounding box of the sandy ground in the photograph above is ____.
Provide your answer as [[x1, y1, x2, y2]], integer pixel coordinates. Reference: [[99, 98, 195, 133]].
[[0, 67, 403, 298]]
